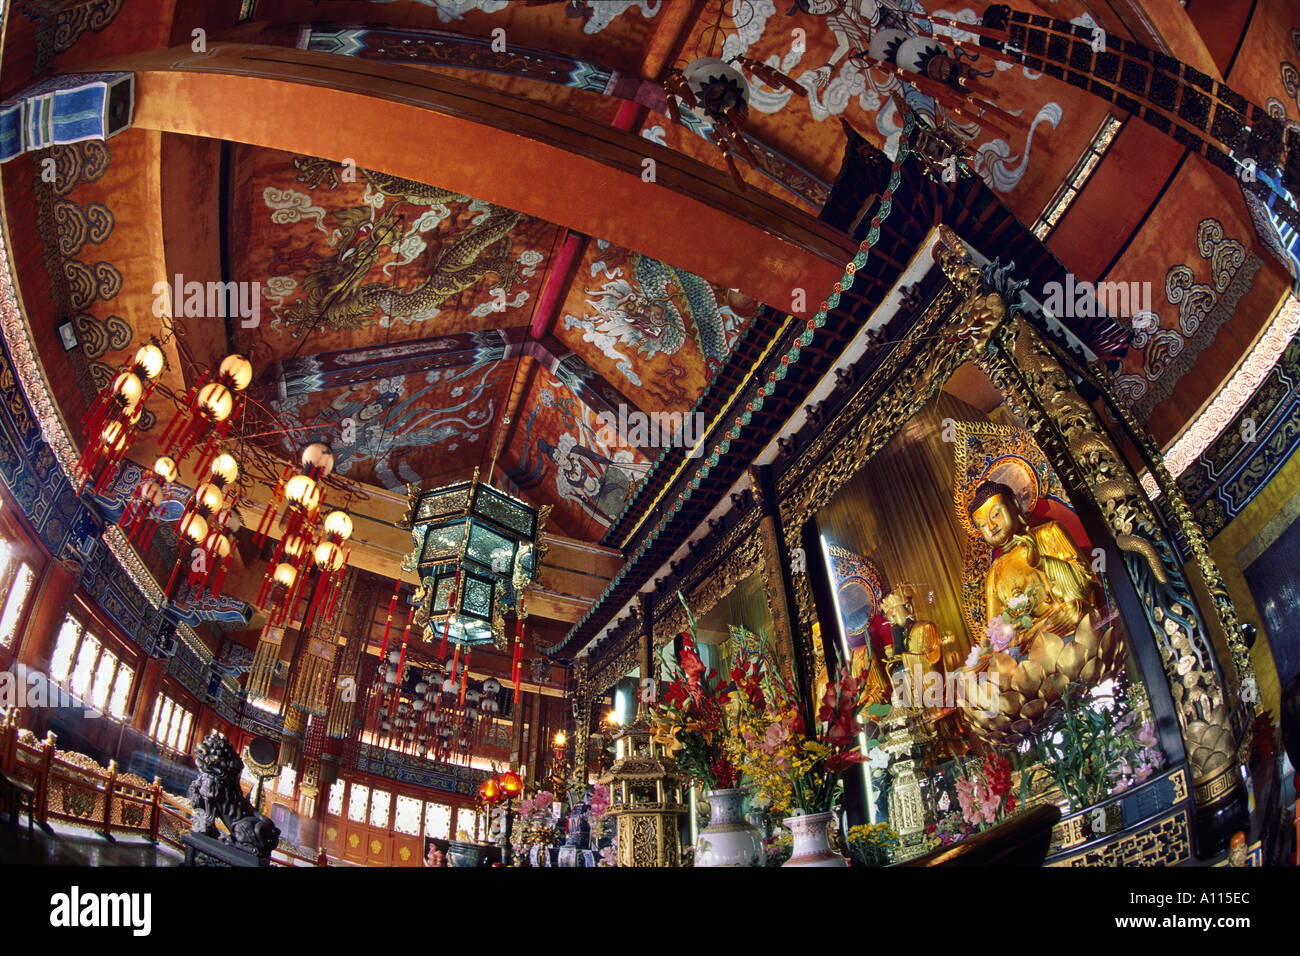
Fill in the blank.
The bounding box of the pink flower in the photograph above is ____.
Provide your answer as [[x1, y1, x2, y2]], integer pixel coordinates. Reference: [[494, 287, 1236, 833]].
[[763, 721, 788, 753], [985, 615, 1016, 652], [955, 777, 978, 825], [1135, 722, 1157, 748]]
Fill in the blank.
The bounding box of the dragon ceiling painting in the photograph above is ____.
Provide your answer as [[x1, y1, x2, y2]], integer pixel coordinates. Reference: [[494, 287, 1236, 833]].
[[222, 144, 740, 536], [228, 147, 559, 348], [227, 146, 556, 492]]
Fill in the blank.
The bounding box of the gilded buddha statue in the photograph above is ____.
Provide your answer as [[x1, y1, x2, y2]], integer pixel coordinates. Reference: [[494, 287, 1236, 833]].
[[959, 480, 1125, 746], [967, 480, 1103, 650]]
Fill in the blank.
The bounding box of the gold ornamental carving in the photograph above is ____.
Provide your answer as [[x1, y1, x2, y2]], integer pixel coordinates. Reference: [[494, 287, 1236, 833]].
[[650, 510, 765, 645], [1048, 808, 1192, 867], [976, 314, 1241, 798]]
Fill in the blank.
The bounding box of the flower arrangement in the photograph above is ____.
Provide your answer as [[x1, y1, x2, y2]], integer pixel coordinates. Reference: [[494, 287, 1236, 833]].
[[845, 822, 899, 866], [510, 789, 561, 865], [589, 782, 611, 819], [763, 829, 792, 866], [927, 811, 975, 847], [1039, 682, 1165, 810], [515, 789, 557, 823], [726, 666, 884, 815], [973, 582, 1048, 663], [650, 597, 742, 792], [579, 782, 613, 846], [954, 751, 1017, 828], [515, 822, 560, 863]]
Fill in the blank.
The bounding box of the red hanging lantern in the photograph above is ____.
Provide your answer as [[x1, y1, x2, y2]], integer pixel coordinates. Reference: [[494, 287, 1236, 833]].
[[254, 443, 337, 624], [499, 770, 522, 798], [158, 353, 252, 477], [118, 455, 178, 549], [165, 452, 243, 599], [76, 343, 165, 494]]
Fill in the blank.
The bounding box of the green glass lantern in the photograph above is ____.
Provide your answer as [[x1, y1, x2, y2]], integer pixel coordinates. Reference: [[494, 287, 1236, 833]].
[[401, 469, 542, 650]]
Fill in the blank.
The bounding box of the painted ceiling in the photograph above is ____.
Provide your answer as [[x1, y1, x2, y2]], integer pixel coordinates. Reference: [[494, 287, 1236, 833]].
[[216, 144, 740, 537]]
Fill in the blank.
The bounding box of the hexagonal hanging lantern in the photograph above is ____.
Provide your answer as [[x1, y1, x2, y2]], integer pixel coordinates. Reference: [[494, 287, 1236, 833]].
[[401, 468, 543, 650]]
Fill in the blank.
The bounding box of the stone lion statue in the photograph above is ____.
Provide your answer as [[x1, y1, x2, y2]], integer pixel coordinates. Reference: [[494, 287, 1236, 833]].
[[187, 731, 280, 860]]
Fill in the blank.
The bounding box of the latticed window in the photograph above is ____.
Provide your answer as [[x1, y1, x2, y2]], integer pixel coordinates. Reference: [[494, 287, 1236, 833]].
[[327, 779, 345, 816], [49, 616, 81, 683], [393, 794, 421, 835], [107, 664, 133, 720], [277, 764, 297, 797], [49, 612, 136, 720], [424, 801, 451, 839], [369, 788, 391, 828], [0, 545, 35, 650], [347, 783, 369, 822], [455, 807, 476, 840], [149, 694, 193, 752]]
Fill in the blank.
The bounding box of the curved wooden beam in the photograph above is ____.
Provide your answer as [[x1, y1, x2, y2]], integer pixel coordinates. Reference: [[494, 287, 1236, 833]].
[[79, 43, 853, 313]]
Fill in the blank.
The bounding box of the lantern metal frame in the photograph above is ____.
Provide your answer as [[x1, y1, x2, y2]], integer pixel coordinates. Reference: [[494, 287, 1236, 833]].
[[402, 468, 544, 652]]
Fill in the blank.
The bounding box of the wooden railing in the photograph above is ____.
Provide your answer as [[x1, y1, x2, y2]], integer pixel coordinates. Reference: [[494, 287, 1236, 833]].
[[0, 712, 326, 866]]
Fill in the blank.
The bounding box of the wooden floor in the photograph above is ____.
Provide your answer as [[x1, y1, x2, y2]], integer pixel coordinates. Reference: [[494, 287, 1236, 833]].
[[0, 814, 183, 866]]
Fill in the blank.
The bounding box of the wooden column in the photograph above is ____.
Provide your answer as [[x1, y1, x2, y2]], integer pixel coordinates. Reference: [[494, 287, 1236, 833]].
[[756, 466, 815, 726]]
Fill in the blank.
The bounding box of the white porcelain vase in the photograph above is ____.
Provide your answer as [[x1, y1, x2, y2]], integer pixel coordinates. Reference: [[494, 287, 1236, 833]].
[[696, 788, 762, 866], [782, 811, 846, 867]]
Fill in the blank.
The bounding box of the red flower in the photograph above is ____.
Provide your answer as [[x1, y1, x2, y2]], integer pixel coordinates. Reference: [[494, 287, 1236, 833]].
[[981, 752, 1013, 799], [819, 675, 864, 747], [680, 640, 705, 680], [826, 751, 869, 773]]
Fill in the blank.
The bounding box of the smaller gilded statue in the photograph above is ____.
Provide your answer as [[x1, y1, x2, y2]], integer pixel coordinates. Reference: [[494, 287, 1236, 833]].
[[881, 591, 942, 708], [881, 591, 968, 757]]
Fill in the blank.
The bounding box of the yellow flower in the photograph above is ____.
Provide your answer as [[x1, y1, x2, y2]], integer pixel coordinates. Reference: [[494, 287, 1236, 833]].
[[650, 718, 684, 755]]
